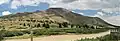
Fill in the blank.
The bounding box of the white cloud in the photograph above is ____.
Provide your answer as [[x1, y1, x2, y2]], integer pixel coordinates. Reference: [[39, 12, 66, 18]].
[[93, 11, 120, 26], [11, 0, 21, 9], [0, 0, 9, 5], [2, 11, 12, 15], [11, 0, 41, 9], [78, 13, 84, 15], [49, 0, 102, 10], [102, 8, 120, 13], [103, 16, 120, 26], [72, 11, 84, 15], [97, 12, 104, 16], [10, 0, 120, 11], [93, 12, 104, 17], [48, 0, 120, 10]]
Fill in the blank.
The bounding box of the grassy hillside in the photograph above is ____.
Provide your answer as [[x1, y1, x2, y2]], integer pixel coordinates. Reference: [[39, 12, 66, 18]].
[[0, 8, 117, 28], [0, 8, 116, 40], [46, 8, 118, 27]]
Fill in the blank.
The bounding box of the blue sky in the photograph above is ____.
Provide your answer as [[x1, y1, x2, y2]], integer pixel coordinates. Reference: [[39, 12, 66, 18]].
[[0, 2, 49, 15], [0, 0, 120, 26], [73, 9, 99, 16]]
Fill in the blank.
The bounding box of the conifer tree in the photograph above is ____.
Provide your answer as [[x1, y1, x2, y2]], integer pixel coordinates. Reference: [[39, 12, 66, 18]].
[[43, 23, 50, 28], [37, 23, 41, 27], [71, 24, 74, 28], [58, 23, 62, 28], [23, 23, 26, 26], [62, 22, 68, 27]]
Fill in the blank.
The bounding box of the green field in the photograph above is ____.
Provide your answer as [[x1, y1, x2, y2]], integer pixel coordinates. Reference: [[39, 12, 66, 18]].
[[77, 34, 119, 41], [0, 28, 108, 40]]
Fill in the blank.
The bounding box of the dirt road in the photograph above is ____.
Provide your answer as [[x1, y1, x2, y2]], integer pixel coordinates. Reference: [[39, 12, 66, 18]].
[[5, 31, 110, 41]]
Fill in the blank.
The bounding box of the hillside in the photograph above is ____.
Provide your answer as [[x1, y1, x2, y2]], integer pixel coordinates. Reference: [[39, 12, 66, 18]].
[[46, 8, 118, 27], [0, 8, 118, 29]]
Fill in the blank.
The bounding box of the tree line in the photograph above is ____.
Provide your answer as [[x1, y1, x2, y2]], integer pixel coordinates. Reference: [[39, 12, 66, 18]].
[[20, 21, 97, 29]]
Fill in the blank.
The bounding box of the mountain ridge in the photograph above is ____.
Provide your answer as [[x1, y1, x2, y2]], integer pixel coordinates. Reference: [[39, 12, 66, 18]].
[[46, 8, 119, 27], [0, 8, 119, 28]]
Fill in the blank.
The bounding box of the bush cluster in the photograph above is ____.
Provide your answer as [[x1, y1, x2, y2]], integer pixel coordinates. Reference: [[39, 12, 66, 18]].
[[77, 34, 119, 41], [2, 28, 108, 37], [2, 31, 24, 37]]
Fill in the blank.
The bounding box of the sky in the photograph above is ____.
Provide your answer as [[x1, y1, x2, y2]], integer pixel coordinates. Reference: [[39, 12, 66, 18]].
[[0, 0, 120, 26]]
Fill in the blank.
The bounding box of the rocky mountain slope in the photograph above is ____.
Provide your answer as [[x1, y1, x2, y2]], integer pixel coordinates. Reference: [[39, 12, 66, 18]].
[[0, 8, 118, 29]]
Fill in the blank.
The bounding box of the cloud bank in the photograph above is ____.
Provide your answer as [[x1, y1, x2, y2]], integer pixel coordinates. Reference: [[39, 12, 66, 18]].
[[2, 11, 12, 15], [1, 0, 119, 10], [103, 16, 120, 26], [0, 0, 9, 5], [11, 0, 41, 9]]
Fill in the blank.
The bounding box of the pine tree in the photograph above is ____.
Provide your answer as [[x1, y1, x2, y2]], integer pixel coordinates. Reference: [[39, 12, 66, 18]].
[[83, 24, 89, 28], [58, 23, 62, 28], [27, 23, 30, 27], [43, 23, 50, 28], [62, 22, 68, 27], [71, 24, 74, 28], [91, 26, 95, 29], [76, 24, 80, 28], [37, 23, 41, 27], [46, 23, 50, 28], [23, 23, 26, 26]]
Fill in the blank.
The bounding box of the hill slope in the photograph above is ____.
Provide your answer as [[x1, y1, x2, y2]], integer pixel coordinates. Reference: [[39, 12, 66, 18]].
[[46, 8, 117, 27], [0, 8, 118, 29]]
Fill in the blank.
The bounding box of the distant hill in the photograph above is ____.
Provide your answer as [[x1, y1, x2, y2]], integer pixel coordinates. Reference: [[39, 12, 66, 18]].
[[0, 8, 119, 29]]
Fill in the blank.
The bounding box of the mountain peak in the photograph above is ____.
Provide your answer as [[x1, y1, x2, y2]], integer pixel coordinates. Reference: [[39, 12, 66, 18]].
[[46, 8, 71, 12], [47, 8, 66, 10]]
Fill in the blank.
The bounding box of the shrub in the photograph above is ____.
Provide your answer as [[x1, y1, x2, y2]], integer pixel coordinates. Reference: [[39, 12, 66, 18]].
[[77, 34, 118, 41], [33, 28, 108, 36], [0, 31, 4, 41], [62, 22, 68, 27], [58, 23, 62, 28], [3, 30, 24, 37], [23, 23, 26, 26], [43, 23, 50, 28], [37, 23, 41, 27], [3, 28, 108, 37], [16, 27, 27, 29], [33, 29, 66, 36], [71, 24, 74, 28]]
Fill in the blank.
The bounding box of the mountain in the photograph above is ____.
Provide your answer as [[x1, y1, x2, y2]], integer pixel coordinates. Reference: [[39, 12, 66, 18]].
[[0, 8, 118, 29], [46, 8, 119, 27]]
